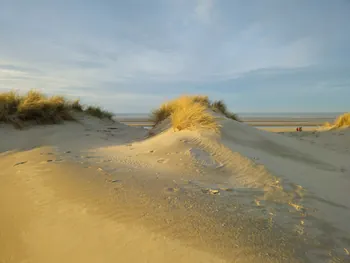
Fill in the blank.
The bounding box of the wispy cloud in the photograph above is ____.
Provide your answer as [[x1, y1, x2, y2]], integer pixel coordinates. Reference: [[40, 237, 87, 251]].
[[194, 0, 215, 24]]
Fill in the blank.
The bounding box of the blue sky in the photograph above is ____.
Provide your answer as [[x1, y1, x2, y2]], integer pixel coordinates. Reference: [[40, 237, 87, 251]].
[[0, 0, 349, 113]]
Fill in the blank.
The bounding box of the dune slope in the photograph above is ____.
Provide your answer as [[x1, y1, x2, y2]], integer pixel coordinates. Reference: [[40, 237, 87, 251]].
[[94, 117, 350, 262], [1, 114, 350, 262]]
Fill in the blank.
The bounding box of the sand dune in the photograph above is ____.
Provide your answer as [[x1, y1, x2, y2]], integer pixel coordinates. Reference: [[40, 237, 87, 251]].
[[1, 113, 350, 262]]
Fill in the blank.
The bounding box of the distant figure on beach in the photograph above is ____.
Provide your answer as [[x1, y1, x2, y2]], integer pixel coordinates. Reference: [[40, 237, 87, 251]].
[[296, 127, 303, 132]]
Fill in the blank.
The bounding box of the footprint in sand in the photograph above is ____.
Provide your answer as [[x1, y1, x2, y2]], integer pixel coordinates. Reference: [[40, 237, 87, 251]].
[[111, 179, 122, 183], [340, 167, 347, 173], [163, 187, 180, 195], [14, 161, 27, 166], [220, 187, 234, 192], [109, 179, 123, 189], [201, 188, 220, 195], [40, 152, 54, 155], [157, 158, 169, 164]]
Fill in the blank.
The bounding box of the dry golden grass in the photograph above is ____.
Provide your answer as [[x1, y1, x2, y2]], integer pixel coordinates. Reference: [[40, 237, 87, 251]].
[[17, 92, 73, 123], [171, 97, 219, 132], [331, 113, 350, 128], [150, 95, 211, 125], [322, 113, 350, 129], [150, 95, 239, 132], [0, 90, 113, 128], [150, 95, 226, 132]]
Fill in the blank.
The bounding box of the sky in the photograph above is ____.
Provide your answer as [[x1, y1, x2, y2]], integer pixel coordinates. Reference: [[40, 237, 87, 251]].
[[0, 0, 349, 113]]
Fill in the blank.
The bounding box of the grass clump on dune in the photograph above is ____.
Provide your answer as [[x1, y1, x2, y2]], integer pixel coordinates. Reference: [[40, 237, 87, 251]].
[[17, 91, 74, 123], [150, 103, 175, 125], [0, 91, 21, 119], [151, 95, 240, 133], [85, 106, 113, 119], [324, 113, 350, 129], [69, 99, 113, 120], [150, 95, 210, 125], [192, 95, 211, 106], [171, 96, 219, 132], [70, 99, 84, 112], [151, 95, 239, 131], [0, 90, 113, 128], [210, 100, 240, 121]]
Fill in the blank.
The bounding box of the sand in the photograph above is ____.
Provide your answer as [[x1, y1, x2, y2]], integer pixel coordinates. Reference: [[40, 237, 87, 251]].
[[279, 128, 350, 154], [1, 113, 350, 263]]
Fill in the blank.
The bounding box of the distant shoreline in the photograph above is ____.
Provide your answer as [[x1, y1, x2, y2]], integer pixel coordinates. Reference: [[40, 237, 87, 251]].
[[113, 113, 338, 128], [115, 118, 331, 129], [113, 113, 341, 132]]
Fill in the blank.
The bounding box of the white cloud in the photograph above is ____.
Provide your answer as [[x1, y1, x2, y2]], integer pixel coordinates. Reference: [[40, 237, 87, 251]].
[[194, 0, 214, 23], [0, 69, 29, 79]]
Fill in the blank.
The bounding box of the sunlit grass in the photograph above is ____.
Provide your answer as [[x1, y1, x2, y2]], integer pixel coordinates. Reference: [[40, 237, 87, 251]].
[[0, 89, 114, 128], [171, 97, 219, 132], [150, 95, 239, 132], [17, 92, 73, 123], [323, 113, 350, 129], [151, 95, 239, 130]]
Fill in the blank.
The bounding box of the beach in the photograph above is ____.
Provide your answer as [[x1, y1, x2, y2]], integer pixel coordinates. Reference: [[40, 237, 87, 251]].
[[2, 0, 349, 260], [1, 113, 350, 263], [114, 113, 337, 131]]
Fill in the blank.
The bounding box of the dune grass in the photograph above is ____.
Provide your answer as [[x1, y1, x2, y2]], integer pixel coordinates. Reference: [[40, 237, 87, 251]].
[[192, 95, 211, 106], [0, 91, 21, 118], [150, 95, 208, 125], [151, 95, 239, 132], [324, 113, 350, 129], [0, 90, 113, 128], [150, 95, 239, 132], [16, 91, 74, 123], [171, 97, 219, 132], [210, 100, 240, 121], [70, 99, 84, 112], [85, 106, 113, 119]]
